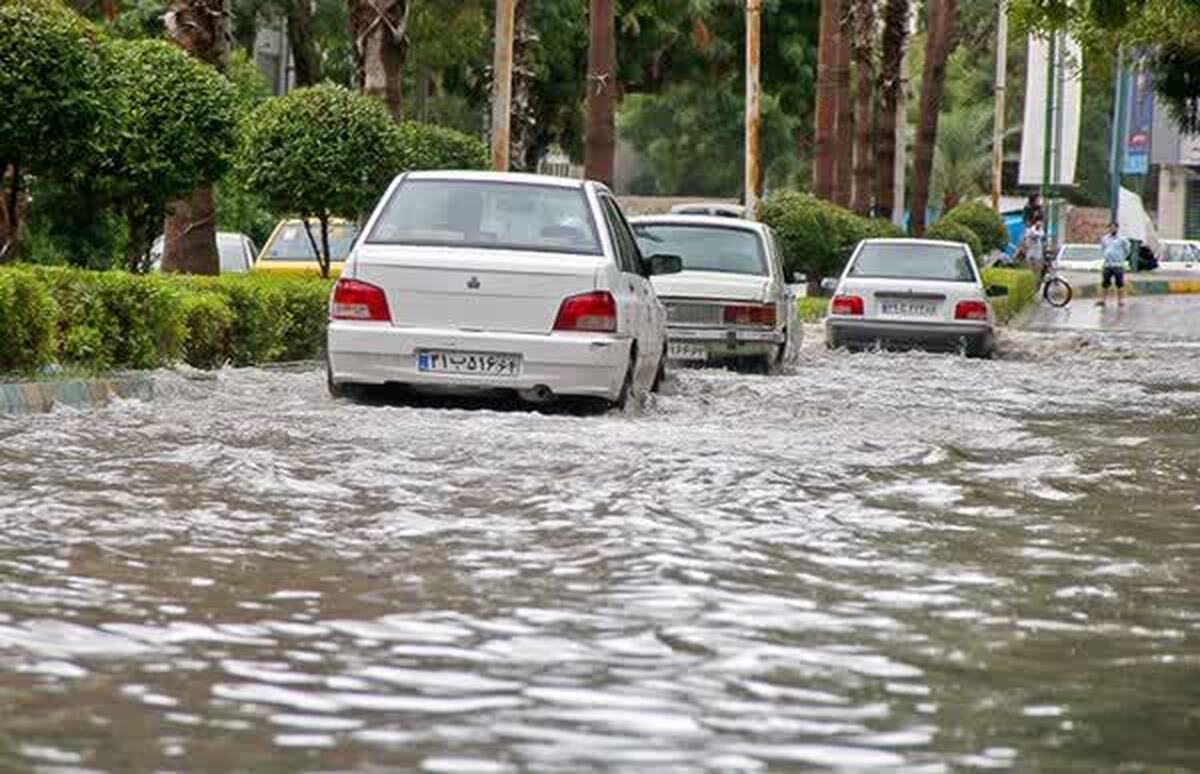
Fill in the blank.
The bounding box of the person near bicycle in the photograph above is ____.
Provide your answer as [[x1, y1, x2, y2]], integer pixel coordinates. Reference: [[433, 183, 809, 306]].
[[1023, 217, 1047, 276], [1099, 221, 1129, 307]]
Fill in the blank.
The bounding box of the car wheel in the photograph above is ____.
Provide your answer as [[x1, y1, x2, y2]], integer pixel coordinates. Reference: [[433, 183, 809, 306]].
[[650, 345, 667, 393], [327, 359, 363, 401], [612, 351, 637, 410]]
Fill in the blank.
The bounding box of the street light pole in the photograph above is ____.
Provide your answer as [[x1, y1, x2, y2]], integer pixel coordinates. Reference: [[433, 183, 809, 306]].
[[490, 0, 517, 172], [990, 0, 1007, 211], [1109, 45, 1126, 224], [745, 0, 762, 219]]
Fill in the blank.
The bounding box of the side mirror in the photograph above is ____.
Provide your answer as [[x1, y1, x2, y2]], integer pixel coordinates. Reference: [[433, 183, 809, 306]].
[[986, 284, 1009, 298], [645, 253, 683, 276]]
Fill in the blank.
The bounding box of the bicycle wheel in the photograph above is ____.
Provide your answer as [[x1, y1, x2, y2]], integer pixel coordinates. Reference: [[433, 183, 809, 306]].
[[1043, 277, 1072, 307]]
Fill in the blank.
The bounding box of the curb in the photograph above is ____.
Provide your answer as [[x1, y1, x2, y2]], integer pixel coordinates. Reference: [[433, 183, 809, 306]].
[[0, 375, 154, 416], [1074, 277, 1200, 299]]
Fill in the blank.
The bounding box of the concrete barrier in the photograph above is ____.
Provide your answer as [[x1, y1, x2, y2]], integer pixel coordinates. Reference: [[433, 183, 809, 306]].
[[0, 375, 154, 416]]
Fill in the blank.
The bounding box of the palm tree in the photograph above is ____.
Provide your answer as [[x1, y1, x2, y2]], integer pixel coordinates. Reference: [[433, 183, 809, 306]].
[[932, 105, 991, 210], [873, 0, 908, 219], [850, 0, 876, 216], [160, 0, 225, 276], [348, 0, 410, 120], [909, 0, 957, 235], [813, 0, 841, 200], [586, 0, 616, 186], [832, 0, 853, 208]]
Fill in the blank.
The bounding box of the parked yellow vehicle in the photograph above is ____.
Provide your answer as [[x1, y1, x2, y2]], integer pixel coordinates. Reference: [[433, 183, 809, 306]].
[[254, 219, 360, 277]]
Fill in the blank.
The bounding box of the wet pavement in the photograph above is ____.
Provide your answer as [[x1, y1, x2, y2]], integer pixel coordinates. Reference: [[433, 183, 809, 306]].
[[1, 325, 1199, 772], [1025, 293, 1200, 340]]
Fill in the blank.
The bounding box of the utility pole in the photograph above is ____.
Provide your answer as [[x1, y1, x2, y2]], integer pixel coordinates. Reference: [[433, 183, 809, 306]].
[[585, 0, 616, 187], [893, 3, 915, 227], [745, 0, 762, 219], [490, 0, 517, 172], [1109, 46, 1126, 224], [991, 0, 1007, 210]]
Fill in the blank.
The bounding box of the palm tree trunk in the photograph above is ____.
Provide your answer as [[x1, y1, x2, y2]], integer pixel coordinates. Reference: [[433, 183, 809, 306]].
[[850, 0, 876, 216], [161, 0, 226, 276], [909, 0, 956, 236], [813, 0, 841, 201], [585, 0, 616, 186], [832, 3, 853, 208], [287, 0, 322, 87], [874, 0, 908, 220], [509, 0, 539, 172], [348, 0, 410, 120]]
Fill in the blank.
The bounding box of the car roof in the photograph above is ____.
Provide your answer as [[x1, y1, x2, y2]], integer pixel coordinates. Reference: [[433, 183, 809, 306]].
[[1058, 243, 1100, 248], [404, 170, 588, 190], [629, 214, 767, 233], [861, 238, 971, 249]]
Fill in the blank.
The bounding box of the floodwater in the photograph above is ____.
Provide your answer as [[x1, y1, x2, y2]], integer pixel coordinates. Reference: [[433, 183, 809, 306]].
[[1, 327, 1197, 772]]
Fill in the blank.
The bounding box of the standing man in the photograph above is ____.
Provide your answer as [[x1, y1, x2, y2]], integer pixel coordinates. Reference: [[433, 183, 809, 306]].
[[1098, 221, 1129, 308], [1023, 192, 1044, 226]]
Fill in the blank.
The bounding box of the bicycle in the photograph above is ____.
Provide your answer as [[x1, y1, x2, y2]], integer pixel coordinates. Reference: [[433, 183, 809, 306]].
[[1039, 261, 1073, 307]]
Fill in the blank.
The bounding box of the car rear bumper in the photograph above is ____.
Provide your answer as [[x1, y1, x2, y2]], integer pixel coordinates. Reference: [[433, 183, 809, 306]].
[[328, 322, 632, 400], [826, 319, 993, 354], [667, 326, 783, 359]]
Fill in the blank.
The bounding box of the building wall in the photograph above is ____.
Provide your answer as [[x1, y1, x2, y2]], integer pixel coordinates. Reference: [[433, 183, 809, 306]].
[[1158, 165, 1189, 240]]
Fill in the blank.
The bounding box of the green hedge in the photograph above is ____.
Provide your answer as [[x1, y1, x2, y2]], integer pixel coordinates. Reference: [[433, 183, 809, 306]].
[[925, 220, 984, 262], [758, 191, 902, 280], [982, 267, 1038, 324], [0, 267, 333, 375], [940, 202, 1009, 255]]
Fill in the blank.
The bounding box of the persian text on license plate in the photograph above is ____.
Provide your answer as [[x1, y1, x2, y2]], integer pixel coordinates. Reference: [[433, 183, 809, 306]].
[[880, 301, 937, 317], [417, 351, 521, 376], [668, 343, 708, 361]]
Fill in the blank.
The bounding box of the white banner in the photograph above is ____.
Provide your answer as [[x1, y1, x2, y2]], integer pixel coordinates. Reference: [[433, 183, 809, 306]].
[[1018, 33, 1083, 186]]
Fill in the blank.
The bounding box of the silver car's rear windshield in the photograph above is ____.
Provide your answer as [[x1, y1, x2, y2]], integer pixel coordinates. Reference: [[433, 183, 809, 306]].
[[632, 224, 766, 276], [368, 180, 602, 255], [849, 243, 976, 282], [1059, 245, 1102, 261]]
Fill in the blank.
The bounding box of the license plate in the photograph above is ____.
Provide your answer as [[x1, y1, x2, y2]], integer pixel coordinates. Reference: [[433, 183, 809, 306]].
[[880, 301, 937, 317], [417, 351, 521, 376], [668, 343, 708, 361]]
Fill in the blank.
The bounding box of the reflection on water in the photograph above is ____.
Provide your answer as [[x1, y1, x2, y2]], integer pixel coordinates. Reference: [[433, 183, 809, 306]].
[[0, 327, 1198, 772]]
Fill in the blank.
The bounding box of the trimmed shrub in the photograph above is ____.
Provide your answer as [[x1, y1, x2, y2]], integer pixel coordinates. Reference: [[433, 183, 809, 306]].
[[0, 269, 57, 373], [758, 191, 902, 280], [925, 220, 984, 262], [941, 202, 1009, 255], [982, 267, 1038, 324], [392, 121, 489, 172], [180, 291, 237, 369], [271, 277, 333, 362]]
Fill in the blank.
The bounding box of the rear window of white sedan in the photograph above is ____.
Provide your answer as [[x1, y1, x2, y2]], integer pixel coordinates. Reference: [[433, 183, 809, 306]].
[[849, 243, 977, 282], [631, 224, 766, 275], [368, 180, 602, 255]]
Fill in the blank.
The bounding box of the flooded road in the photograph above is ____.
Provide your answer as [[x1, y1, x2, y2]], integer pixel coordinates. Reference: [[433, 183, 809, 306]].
[[1, 326, 1198, 772]]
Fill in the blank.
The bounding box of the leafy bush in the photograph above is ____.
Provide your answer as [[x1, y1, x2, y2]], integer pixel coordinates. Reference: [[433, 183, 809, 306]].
[[925, 219, 984, 261], [981, 267, 1038, 324], [392, 121, 489, 172], [180, 291, 236, 369], [941, 202, 1009, 254], [758, 191, 903, 280], [0, 269, 57, 372]]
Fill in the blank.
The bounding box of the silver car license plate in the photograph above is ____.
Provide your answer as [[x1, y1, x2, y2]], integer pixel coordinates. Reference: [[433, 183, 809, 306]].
[[880, 301, 937, 317], [668, 343, 707, 361], [417, 351, 521, 376]]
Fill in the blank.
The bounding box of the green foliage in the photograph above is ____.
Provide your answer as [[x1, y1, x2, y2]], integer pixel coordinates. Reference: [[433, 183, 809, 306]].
[[941, 201, 1010, 254], [391, 121, 490, 172], [758, 191, 903, 280], [0, 269, 57, 373], [0, 0, 104, 175], [1, 266, 333, 374], [981, 267, 1038, 323], [925, 219, 984, 260], [619, 80, 800, 197], [797, 296, 830, 323]]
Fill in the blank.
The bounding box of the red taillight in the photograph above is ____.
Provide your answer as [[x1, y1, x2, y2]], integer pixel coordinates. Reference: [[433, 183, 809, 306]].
[[830, 295, 864, 316], [554, 291, 617, 332], [955, 300, 990, 321], [330, 279, 390, 321], [723, 304, 777, 327]]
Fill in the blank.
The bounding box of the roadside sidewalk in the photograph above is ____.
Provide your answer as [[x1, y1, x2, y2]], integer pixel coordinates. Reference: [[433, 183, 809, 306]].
[[0, 375, 154, 416], [1064, 270, 1200, 299]]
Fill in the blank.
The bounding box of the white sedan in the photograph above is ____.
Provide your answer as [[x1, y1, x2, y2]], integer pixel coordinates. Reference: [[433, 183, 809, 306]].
[[630, 215, 800, 373], [825, 238, 1006, 358], [326, 171, 679, 408]]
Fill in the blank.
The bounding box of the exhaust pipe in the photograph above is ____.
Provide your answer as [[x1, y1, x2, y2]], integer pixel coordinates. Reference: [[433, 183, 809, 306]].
[[518, 385, 555, 404]]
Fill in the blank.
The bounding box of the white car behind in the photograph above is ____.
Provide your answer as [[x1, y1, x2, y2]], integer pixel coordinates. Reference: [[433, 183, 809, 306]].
[[630, 215, 800, 373], [1159, 239, 1200, 272], [326, 171, 679, 409], [825, 238, 1006, 358], [1054, 243, 1105, 272]]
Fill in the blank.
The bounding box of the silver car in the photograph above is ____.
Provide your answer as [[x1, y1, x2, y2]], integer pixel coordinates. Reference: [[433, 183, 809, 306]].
[[148, 232, 258, 273]]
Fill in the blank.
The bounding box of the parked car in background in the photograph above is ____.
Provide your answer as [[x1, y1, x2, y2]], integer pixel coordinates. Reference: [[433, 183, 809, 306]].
[[825, 238, 1006, 358], [326, 171, 680, 408], [1158, 239, 1200, 271], [668, 202, 746, 219], [147, 232, 258, 273], [254, 219, 359, 276], [631, 215, 799, 373], [1053, 243, 1105, 272]]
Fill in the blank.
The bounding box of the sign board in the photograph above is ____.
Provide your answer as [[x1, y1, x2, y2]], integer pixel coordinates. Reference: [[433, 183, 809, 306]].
[[1018, 33, 1083, 186], [1123, 67, 1154, 175]]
